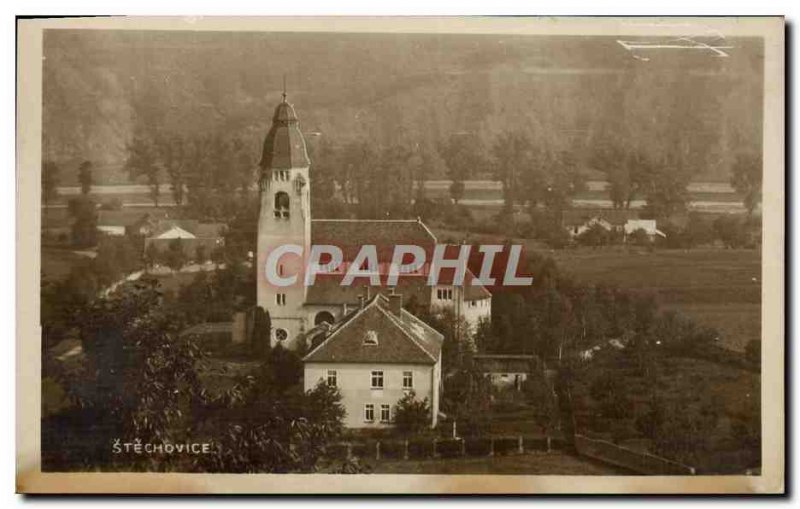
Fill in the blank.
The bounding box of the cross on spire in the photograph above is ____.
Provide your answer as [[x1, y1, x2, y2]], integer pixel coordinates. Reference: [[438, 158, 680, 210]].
[[282, 74, 287, 102]]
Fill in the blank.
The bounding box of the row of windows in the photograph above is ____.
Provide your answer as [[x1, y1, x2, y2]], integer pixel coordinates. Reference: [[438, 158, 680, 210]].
[[436, 288, 454, 300], [274, 170, 291, 181], [326, 370, 413, 390], [364, 403, 392, 423]]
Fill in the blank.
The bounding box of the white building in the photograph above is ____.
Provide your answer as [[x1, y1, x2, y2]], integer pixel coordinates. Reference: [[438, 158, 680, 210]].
[[302, 294, 443, 428]]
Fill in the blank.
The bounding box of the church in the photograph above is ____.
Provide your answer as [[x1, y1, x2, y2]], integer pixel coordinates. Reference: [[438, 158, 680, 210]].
[[256, 93, 492, 351]]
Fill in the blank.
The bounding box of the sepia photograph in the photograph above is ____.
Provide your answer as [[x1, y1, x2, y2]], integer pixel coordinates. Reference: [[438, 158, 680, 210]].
[[15, 16, 784, 494]]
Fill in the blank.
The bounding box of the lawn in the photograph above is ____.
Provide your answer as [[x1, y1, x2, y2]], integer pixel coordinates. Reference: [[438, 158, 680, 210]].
[[366, 451, 624, 475]]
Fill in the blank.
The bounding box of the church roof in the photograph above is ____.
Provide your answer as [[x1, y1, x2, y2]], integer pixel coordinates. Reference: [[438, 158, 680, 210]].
[[302, 295, 443, 365], [311, 219, 437, 261], [259, 96, 310, 170]]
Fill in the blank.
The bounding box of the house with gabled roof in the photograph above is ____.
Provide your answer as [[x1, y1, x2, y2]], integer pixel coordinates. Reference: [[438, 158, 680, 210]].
[[302, 293, 444, 428]]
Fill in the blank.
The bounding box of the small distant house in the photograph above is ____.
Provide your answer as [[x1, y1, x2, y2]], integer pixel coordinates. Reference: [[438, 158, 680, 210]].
[[97, 211, 165, 237], [623, 219, 666, 240], [303, 294, 444, 429], [143, 220, 227, 260], [472, 354, 535, 390], [563, 209, 639, 239]]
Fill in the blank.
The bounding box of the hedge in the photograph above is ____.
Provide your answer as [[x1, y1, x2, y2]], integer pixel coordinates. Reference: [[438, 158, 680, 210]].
[[436, 439, 463, 458], [493, 437, 520, 456], [378, 440, 405, 460], [407, 440, 434, 459], [464, 437, 492, 456]]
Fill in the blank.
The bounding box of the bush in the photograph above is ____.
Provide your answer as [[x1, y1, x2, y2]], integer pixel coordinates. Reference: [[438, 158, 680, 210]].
[[377, 440, 404, 460], [436, 438, 463, 458], [493, 436, 520, 456], [393, 391, 431, 435], [407, 439, 434, 459], [464, 437, 492, 456], [349, 442, 368, 459], [522, 436, 548, 452], [325, 443, 350, 461]]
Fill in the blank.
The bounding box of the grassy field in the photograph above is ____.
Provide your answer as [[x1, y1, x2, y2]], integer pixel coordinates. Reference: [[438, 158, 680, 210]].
[[549, 248, 761, 352], [434, 222, 761, 351], [366, 452, 624, 475]]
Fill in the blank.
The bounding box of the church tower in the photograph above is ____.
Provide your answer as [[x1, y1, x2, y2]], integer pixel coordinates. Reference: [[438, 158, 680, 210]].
[[257, 92, 311, 349]]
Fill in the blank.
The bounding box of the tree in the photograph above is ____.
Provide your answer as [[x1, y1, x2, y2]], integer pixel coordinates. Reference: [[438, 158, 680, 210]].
[[731, 152, 762, 216], [713, 215, 747, 248], [438, 133, 485, 204], [126, 133, 161, 207], [67, 196, 97, 248], [157, 134, 187, 207], [576, 222, 610, 247], [163, 238, 187, 271], [393, 390, 431, 435], [144, 242, 160, 269], [42, 160, 60, 203], [78, 160, 93, 195], [491, 131, 535, 213]]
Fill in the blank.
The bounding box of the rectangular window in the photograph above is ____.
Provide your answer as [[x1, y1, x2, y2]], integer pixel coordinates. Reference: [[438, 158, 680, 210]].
[[326, 370, 337, 388], [403, 371, 413, 390], [380, 404, 391, 423], [371, 370, 384, 389], [364, 404, 374, 423], [276, 293, 286, 306]]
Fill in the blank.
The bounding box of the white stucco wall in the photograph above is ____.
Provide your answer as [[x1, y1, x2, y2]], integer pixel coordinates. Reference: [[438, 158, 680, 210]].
[[304, 360, 440, 428]]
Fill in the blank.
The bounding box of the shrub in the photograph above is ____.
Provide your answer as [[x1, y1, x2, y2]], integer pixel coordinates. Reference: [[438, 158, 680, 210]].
[[522, 436, 548, 452], [393, 391, 431, 435], [464, 437, 492, 456], [377, 440, 404, 460], [407, 439, 434, 459], [349, 442, 368, 459], [436, 438, 463, 458], [325, 443, 350, 461], [493, 436, 519, 456]]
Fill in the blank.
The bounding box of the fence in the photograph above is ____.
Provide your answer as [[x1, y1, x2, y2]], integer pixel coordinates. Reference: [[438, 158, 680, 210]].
[[325, 434, 565, 462], [325, 434, 695, 475], [574, 434, 695, 475]]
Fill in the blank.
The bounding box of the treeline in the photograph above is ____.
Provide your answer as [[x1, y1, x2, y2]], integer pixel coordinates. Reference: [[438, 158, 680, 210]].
[[125, 130, 255, 221]]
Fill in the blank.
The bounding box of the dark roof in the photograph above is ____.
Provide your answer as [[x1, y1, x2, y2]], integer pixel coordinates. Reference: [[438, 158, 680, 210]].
[[149, 220, 226, 239], [303, 295, 444, 365], [305, 274, 432, 306], [561, 208, 641, 227], [311, 219, 437, 261], [473, 354, 535, 374], [97, 210, 167, 227], [259, 97, 310, 170]]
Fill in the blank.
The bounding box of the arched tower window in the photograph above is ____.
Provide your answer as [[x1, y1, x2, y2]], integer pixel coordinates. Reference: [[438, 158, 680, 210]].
[[274, 191, 290, 219]]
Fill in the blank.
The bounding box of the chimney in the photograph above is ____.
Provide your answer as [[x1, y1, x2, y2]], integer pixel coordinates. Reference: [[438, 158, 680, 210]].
[[389, 293, 403, 316], [358, 295, 366, 309]]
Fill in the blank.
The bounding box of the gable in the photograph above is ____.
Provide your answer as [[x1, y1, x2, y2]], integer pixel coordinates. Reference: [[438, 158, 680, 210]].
[[303, 297, 442, 365], [156, 226, 196, 239]]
